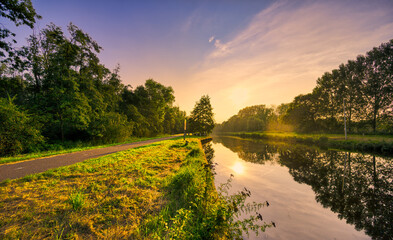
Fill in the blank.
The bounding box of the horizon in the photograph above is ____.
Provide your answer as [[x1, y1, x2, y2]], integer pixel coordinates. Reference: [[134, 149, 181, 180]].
[[6, 0, 393, 123]]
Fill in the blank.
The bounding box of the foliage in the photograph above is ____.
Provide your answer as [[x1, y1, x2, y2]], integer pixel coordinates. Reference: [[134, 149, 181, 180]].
[[282, 39, 393, 134], [0, 97, 43, 156], [0, 0, 41, 59], [189, 95, 215, 135], [0, 19, 185, 157], [88, 111, 133, 144], [215, 104, 277, 133]]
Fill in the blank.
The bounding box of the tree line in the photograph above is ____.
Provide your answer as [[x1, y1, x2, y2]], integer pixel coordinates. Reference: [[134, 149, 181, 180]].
[[0, 1, 189, 156], [215, 39, 393, 134], [0, 1, 217, 156]]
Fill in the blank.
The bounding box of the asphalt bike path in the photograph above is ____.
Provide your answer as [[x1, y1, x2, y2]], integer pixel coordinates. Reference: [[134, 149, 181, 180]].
[[0, 135, 179, 181]]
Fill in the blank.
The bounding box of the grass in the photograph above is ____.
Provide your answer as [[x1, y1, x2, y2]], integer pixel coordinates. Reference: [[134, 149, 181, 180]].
[[0, 138, 192, 239], [0, 137, 268, 239], [217, 131, 393, 154], [0, 135, 173, 165]]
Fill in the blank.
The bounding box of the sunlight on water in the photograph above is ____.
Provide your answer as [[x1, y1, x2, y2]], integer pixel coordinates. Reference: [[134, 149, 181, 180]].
[[231, 161, 245, 175], [209, 136, 389, 240]]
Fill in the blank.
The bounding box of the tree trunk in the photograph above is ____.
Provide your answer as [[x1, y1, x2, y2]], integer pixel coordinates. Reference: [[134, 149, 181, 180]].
[[60, 116, 64, 142], [373, 107, 377, 134], [348, 107, 352, 134]]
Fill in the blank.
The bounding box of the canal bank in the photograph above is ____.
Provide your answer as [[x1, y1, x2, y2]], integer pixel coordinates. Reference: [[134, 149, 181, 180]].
[[0, 138, 239, 239], [216, 132, 393, 155]]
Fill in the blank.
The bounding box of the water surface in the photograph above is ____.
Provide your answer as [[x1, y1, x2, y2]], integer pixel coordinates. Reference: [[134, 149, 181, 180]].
[[209, 136, 392, 240]]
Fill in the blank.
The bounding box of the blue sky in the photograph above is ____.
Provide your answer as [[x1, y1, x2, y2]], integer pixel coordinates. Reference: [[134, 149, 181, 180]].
[[7, 0, 393, 122]]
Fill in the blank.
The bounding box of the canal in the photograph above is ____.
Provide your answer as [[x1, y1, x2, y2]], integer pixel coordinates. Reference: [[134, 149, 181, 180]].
[[206, 136, 392, 240]]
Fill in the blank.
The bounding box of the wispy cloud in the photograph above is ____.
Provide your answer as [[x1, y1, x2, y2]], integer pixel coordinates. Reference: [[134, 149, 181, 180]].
[[182, 0, 393, 122]]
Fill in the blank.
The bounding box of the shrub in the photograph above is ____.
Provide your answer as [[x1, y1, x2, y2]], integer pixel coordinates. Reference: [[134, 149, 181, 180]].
[[88, 112, 133, 144], [0, 97, 44, 156]]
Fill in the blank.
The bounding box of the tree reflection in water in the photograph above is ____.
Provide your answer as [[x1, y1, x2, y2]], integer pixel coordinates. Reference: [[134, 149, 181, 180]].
[[213, 136, 393, 240]]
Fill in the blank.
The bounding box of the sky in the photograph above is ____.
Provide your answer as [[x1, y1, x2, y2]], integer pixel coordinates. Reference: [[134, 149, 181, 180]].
[[7, 0, 393, 122]]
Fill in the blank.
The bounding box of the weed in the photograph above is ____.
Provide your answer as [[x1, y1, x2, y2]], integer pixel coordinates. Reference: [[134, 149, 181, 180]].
[[69, 190, 85, 211]]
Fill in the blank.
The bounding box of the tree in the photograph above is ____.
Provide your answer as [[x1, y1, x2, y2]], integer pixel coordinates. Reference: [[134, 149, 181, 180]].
[[0, 0, 41, 60], [282, 93, 321, 132], [362, 41, 393, 133], [132, 79, 175, 136], [189, 95, 215, 135], [214, 105, 276, 133]]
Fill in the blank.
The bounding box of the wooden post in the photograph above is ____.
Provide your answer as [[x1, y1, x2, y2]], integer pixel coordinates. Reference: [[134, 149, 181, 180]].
[[184, 119, 187, 140], [343, 99, 347, 140]]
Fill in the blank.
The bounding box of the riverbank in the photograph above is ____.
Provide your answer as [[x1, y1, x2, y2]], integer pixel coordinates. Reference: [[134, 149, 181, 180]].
[[0, 138, 231, 239], [215, 132, 393, 154]]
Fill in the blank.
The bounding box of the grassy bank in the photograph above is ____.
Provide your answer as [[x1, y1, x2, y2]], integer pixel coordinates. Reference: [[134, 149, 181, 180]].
[[217, 132, 393, 154], [0, 138, 268, 239], [0, 135, 172, 165]]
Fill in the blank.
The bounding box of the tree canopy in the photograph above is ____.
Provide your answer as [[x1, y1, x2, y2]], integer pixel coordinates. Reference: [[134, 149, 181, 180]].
[[189, 95, 215, 135], [0, 20, 186, 156]]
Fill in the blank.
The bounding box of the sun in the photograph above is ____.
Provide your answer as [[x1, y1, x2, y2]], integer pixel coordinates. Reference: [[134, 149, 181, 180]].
[[229, 87, 249, 108]]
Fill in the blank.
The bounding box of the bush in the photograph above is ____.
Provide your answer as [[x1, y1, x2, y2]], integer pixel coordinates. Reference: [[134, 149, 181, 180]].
[[0, 98, 44, 156], [88, 112, 133, 144]]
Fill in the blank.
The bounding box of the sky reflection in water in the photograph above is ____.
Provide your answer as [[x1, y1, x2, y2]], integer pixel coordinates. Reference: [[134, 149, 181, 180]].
[[208, 136, 392, 240]]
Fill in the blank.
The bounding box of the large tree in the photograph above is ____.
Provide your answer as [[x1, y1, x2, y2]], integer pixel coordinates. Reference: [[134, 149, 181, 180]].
[[362, 40, 393, 133], [189, 95, 215, 135], [132, 79, 175, 136]]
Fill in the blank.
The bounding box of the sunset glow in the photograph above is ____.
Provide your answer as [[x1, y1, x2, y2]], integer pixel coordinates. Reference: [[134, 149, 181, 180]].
[[1, 1, 392, 238], [9, 0, 393, 122]]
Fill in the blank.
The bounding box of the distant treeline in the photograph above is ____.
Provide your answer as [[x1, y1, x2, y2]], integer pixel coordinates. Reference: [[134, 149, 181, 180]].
[[213, 104, 288, 133], [215, 39, 393, 134], [0, 23, 185, 156]]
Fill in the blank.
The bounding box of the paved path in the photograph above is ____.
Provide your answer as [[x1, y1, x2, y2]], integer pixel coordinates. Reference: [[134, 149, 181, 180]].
[[0, 136, 180, 181]]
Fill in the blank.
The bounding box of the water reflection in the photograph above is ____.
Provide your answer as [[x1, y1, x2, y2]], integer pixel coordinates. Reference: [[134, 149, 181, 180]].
[[213, 136, 393, 240], [231, 162, 245, 175]]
